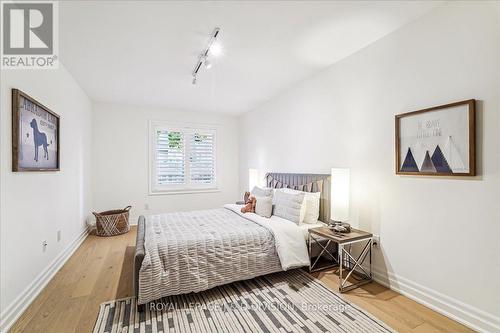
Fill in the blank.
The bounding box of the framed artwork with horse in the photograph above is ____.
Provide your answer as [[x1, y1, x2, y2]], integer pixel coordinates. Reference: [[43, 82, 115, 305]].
[[12, 89, 60, 171]]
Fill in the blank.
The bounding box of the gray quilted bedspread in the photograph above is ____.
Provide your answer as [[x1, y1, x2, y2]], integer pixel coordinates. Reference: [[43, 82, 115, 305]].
[[138, 208, 283, 304]]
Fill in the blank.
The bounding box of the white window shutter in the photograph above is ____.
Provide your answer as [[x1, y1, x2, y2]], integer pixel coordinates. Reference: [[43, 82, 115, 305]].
[[189, 131, 216, 184], [155, 129, 185, 185], [151, 124, 217, 193]]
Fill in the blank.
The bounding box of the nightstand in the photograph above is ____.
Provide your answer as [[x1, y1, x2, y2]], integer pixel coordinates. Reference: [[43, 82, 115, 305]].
[[308, 227, 373, 292]]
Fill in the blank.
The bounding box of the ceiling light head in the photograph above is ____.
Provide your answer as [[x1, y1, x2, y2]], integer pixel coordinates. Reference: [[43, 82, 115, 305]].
[[204, 58, 212, 69], [209, 42, 223, 57]]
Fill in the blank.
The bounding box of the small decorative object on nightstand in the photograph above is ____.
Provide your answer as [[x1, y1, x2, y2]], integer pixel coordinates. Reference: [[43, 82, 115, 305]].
[[308, 227, 373, 293], [330, 222, 351, 233]]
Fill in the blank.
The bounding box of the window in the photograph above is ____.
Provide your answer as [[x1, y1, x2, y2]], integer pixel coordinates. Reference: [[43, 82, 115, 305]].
[[150, 122, 217, 194]]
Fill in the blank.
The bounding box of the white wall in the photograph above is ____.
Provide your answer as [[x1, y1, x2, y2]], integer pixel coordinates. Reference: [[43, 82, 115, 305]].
[[92, 103, 239, 220], [0, 65, 93, 330], [239, 2, 500, 332]]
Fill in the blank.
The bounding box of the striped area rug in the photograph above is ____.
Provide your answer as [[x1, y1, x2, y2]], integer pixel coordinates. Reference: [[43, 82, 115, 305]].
[[93, 269, 394, 333]]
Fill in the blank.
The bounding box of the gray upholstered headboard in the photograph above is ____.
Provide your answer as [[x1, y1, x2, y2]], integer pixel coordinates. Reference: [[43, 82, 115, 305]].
[[265, 172, 331, 223]]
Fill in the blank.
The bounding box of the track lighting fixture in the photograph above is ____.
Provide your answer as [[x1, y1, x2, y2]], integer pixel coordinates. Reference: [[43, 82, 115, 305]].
[[192, 27, 220, 85], [204, 58, 212, 69]]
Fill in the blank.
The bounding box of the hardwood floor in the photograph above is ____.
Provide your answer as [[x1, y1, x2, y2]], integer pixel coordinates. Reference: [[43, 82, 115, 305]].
[[9, 227, 473, 333]]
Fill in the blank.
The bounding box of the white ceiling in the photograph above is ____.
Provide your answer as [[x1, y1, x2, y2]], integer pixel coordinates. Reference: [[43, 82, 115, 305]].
[[60, 1, 442, 114]]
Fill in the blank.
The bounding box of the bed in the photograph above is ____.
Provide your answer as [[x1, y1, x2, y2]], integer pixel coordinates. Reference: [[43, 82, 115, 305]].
[[134, 172, 332, 308]]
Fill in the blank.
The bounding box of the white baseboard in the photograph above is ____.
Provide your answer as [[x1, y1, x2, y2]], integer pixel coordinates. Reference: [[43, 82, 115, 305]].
[[0, 227, 90, 332], [371, 266, 500, 333]]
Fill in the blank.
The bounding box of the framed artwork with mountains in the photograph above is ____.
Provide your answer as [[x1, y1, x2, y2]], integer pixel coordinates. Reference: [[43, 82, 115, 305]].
[[395, 99, 475, 176]]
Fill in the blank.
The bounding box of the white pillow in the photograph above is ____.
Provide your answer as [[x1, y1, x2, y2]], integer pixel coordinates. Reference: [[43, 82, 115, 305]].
[[251, 186, 273, 198], [273, 190, 306, 224], [254, 196, 273, 218], [278, 188, 320, 224], [303, 192, 321, 224]]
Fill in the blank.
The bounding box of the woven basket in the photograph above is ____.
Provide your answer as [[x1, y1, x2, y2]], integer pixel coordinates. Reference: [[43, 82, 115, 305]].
[[93, 206, 131, 237]]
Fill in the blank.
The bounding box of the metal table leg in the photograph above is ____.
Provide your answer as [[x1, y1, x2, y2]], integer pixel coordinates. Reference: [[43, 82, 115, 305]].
[[339, 244, 343, 287], [308, 234, 338, 273], [338, 239, 373, 292]]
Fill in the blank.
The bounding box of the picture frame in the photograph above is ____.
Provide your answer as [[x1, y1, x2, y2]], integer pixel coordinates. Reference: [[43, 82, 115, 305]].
[[395, 99, 475, 176], [12, 89, 60, 171]]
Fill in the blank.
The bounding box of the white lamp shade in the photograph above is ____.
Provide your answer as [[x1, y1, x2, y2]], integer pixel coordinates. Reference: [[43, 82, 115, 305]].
[[330, 168, 350, 222], [248, 169, 259, 190]]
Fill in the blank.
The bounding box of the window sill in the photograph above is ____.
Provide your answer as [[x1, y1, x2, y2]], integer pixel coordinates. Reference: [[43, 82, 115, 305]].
[[148, 188, 221, 196]]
